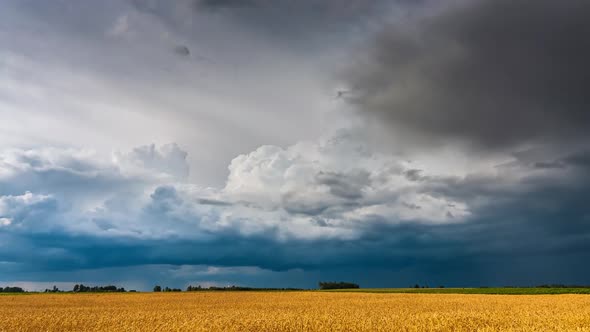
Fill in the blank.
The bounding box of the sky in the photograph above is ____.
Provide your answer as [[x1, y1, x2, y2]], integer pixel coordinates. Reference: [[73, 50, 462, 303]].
[[1, 0, 590, 291]]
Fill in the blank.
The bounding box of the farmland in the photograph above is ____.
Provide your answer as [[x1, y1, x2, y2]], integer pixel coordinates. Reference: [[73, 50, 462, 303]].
[[1, 292, 590, 331], [323, 287, 590, 295]]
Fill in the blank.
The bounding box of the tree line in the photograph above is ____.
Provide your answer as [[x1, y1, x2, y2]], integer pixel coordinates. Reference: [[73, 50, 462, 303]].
[[0, 286, 25, 293], [43, 285, 131, 293], [156, 285, 304, 292], [73, 284, 126, 292], [153, 285, 182, 292], [318, 282, 360, 290], [536, 284, 590, 288]]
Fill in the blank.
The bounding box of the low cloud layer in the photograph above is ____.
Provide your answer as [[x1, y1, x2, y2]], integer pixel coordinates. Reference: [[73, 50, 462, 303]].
[[347, 0, 590, 149], [2, 133, 590, 287]]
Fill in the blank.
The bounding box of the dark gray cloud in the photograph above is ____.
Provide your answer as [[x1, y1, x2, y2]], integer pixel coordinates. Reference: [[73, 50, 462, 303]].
[[194, 0, 384, 27], [194, 0, 386, 19], [347, 0, 590, 149], [315, 170, 370, 200], [174, 45, 190, 56], [404, 169, 425, 182], [132, 0, 403, 50], [4, 171, 590, 288], [196, 0, 260, 9]]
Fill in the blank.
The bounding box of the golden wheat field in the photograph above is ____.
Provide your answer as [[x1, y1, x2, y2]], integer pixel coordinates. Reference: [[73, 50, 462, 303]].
[[1, 292, 590, 331]]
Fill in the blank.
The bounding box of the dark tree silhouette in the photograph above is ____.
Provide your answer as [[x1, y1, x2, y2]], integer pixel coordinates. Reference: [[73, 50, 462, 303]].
[[318, 282, 359, 290], [71, 284, 125, 292], [0, 286, 25, 293]]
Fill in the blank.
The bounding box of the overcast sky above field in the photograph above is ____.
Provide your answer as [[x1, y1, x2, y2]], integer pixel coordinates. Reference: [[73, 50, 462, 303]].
[[1, 0, 590, 291]]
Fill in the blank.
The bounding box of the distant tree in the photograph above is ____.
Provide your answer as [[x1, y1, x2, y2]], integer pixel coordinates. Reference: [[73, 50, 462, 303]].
[[71, 284, 125, 292], [318, 282, 359, 290], [0, 286, 25, 293], [153, 285, 162, 292], [161, 287, 181, 292], [45, 286, 60, 292], [414, 284, 420, 289], [185, 285, 304, 292]]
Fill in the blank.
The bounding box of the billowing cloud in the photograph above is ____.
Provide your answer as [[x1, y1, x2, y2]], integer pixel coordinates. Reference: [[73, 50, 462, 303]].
[[114, 143, 190, 180], [0, 0, 352, 187], [0, 192, 56, 230], [0, 136, 470, 242], [1, 134, 589, 288], [346, 0, 590, 149], [224, 130, 469, 224]]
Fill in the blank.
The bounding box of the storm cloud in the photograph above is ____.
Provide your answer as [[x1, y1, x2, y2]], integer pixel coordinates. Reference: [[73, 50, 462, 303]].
[[2, 0, 590, 290], [131, 0, 409, 51], [347, 0, 590, 149], [2, 134, 590, 288]]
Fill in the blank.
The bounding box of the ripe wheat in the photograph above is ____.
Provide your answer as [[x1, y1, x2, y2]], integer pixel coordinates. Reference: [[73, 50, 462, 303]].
[[1, 292, 589, 331]]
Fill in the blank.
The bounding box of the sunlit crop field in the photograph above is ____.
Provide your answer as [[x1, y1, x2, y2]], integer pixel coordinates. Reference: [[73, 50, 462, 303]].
[[1, 292, 590, 331]]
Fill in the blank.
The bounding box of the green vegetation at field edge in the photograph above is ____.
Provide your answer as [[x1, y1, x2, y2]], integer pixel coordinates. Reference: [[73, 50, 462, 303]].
[[322, 287, 590, 295]]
